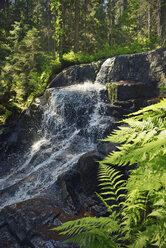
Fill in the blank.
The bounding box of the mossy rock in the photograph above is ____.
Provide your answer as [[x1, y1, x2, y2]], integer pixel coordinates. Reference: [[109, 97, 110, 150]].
[[106, 83, 118, 104], [106, 81, 159, 103]]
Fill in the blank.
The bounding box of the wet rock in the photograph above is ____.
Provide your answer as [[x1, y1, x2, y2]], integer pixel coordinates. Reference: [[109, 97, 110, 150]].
[[0, 225, 21, 248], [96, 47, 166, 85], [32, 238, 78, 248], [50, 63, 101, 88], [107, 81, 159, 102], [0, 195, 80, 248], [57, 142, 118, 213], [50, 48, 166, 90], [105, 80, 160, 118], [0, 101, 43, 154], [84, 195, 108, 217]]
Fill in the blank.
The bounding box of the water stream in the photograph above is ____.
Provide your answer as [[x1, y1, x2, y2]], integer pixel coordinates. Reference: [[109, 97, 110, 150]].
[[0, 66, 114, 209]]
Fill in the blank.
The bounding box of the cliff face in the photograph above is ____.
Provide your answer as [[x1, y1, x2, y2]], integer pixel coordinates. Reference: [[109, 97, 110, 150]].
[[0, 48, 165, 248], [50, 47, 166, 88], [49, 47, 166, 118]]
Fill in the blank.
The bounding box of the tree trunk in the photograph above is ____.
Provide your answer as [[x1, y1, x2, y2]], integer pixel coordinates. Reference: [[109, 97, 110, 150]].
[[25, 0, 29, 21], [123, 0, 128, 12], [160, 0, 166, 42], [157, 0, 161, 38], [147, 3, 151, 39], [62, 0, 66, 53], [108, 0, 115, 46], [157, 0, 166, 43], [74, 0, 80, 53], [82, 0, 88, 52], [5, 0, 9, 17], [46, 0, 52, 52]]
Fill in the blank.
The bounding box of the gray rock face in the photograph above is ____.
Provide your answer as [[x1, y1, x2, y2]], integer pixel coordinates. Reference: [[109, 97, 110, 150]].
[[50, 48, 166, 88], [96, 49, 166, 84], [49, 62, 102, 88], [110, 81, 158, 101], [0, 100, 45, 177], [57, 142, 119, 215], [0, 195, 79, 248]]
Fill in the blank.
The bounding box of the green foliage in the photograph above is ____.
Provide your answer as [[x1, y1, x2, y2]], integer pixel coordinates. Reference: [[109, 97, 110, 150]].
[[52, 99, 166, 248], [50, 0, 64, 57], [98, 163, 126, 213], [54, 40, 156, 69], [0, 23, 53, 123], [103, 99, 166, 167], [53, 217, 120, 248]]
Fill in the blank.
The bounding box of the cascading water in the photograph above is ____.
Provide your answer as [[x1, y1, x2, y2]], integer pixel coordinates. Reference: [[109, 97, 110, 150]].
[[0, 80, 113, 210]]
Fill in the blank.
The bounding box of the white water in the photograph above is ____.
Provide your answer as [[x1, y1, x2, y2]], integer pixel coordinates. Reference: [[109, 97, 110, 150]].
[[0, 81, 113, 209]]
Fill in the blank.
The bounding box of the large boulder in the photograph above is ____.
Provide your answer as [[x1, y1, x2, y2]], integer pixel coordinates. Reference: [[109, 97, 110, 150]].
[[0, 100, 44, 177], [96, 47, 166, 85], [105, 80, 160, 117], [49, 61, 103, 88], [57, 142, 118, 215], [50, 48, 166, 88]]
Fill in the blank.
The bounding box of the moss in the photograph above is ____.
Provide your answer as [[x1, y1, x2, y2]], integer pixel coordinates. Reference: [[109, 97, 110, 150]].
[[0, 110, 12, 124], [91, 60, 103, 74], [159, 79, 166, 98], [106, 83, 118, 104]]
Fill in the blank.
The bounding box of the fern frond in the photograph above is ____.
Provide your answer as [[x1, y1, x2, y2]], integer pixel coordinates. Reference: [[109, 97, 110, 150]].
[[102, 116, 166, 168], [127, 98, 166, 119], [129, 221, 166, 248], [52, 216, 120, 248], [98, 163, 126, 211], [128, 230, 150, 248]]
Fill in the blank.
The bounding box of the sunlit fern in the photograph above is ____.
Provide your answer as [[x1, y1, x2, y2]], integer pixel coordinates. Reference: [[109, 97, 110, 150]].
[[52, 98, 166, 248], [52, 164, 126, 248]]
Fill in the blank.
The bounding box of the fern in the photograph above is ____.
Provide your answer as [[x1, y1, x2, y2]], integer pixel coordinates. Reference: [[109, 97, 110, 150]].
[[51, 216, 120, 248], [52, 164, 125, 247], [52, 98, 166, 248], [102, 99, 166, 168], [98, 163, 126, 211]]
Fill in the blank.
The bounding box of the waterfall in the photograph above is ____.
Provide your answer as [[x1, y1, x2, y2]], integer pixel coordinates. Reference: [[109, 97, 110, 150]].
[[0, 81, 113, 210], [95, 57, 116, 84]]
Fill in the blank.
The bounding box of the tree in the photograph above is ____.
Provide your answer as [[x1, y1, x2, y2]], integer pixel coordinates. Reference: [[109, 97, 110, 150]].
[[123, 0, 128, 11], [74, 0, 80, 53], [51, 0, 64, 59], [157, 0, 166, 43], [107, 0, 116, 46], [1, 25, 47, 104]]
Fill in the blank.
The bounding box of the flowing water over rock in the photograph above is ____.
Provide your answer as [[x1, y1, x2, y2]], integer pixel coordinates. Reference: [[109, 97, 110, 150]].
[[0, 48, 164, 247], [0, 81, 113, 210]]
